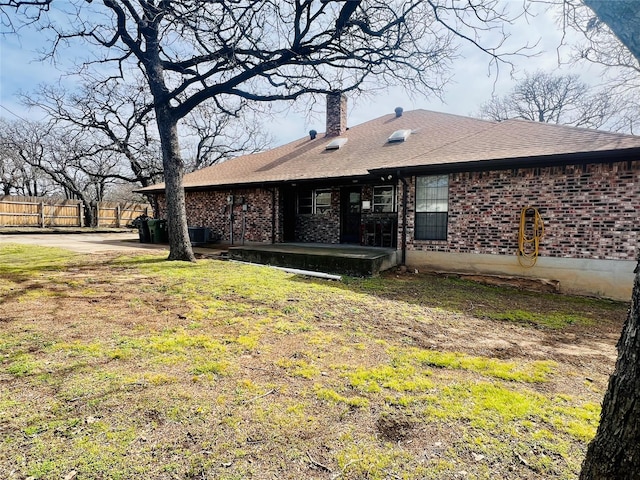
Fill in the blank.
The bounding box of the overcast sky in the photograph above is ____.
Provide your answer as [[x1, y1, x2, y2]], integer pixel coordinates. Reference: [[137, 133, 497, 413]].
[[0, 1, 608, 146]]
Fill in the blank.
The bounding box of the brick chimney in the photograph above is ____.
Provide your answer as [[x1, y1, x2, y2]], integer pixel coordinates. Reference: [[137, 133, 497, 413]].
[[326, 92, 347, 137]]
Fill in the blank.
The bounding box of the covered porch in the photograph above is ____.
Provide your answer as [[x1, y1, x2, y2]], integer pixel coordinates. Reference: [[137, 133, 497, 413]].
[[228, 243, 400, 277]]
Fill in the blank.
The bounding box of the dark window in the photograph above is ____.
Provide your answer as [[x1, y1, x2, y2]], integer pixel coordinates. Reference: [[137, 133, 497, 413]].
[[297, 189, 313, 214], [373, 185, 396, 213], [415, 175, 448, 240], [297, 188, 332, 214]]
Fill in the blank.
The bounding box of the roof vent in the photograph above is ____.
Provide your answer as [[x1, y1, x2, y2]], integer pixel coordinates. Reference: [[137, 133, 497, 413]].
[[309, 129, 317, 140], [325, 137, 348, 150], [387, 129, 412, 143], [395, 107, 403, 117]]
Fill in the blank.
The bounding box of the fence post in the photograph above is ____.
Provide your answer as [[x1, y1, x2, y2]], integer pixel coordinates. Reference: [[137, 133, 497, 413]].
[[40, 202, 45, 228], [79, 202, 84, 227], [116, 204, 121, 228]]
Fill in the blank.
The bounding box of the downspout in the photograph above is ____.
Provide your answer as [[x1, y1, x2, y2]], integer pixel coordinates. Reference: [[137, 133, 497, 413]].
[[398, 173, 408, 266], [271, 187, 276, 244], [229, 191, 234, 245]]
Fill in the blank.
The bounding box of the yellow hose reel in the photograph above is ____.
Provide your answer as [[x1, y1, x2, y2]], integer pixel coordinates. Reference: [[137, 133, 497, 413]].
[[518, 206, 544, 268]]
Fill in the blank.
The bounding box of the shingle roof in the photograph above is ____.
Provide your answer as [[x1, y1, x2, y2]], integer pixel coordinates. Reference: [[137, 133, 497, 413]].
[[139, 109, 640, 192]]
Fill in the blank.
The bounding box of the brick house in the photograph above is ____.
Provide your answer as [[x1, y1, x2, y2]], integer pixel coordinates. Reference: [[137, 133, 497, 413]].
[[141, 94, 640, 300]]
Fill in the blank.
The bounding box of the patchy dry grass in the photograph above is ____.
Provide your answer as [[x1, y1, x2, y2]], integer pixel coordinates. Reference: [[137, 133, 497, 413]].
[[0, 244, 627, 479]]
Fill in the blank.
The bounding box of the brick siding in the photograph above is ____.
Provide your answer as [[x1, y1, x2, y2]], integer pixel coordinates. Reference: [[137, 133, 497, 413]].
[[158, 188, 279, 243], [157, 159, 637, 261], [405, 160, 639, 261], [295, 188, 340, 243], [326, 93, 347, 137]]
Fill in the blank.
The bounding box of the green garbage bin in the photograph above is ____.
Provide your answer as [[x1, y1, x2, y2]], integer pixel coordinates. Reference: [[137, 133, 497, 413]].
[[136, 216, 151, 243], [148, 219, 168, 244]]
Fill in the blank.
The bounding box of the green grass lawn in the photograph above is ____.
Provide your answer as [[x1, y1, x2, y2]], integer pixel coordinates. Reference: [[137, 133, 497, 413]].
[[0, 244, 627, 479]]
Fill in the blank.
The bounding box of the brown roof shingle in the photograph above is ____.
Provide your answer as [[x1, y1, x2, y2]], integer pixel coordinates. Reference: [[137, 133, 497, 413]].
[[140, 110, 640, 192]]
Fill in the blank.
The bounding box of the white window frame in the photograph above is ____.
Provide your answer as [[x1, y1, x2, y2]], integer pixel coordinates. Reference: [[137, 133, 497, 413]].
[[372, 185, 396, 213]]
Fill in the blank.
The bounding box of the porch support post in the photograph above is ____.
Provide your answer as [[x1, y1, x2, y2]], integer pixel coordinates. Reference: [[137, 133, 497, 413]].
[[116, 204, 121, 228], [78, 202, 84, 227], [270, 187, 276, 244], [398, 174, 408, 265]]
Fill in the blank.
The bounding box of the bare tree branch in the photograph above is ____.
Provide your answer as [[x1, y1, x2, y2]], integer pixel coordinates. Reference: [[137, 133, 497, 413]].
[[478, 70, 625, 131]]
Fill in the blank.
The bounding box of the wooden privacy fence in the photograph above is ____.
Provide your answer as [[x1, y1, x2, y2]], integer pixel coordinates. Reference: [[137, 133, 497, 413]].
[[95, 201, 152, 228], [0, 195, 152, 228], [0, 195, 84, 227]]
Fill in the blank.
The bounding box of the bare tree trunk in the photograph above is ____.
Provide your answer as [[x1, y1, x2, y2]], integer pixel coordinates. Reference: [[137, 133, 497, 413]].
[[155, 109, 195, 262], [85, 202, 96, 228], [583, 0, 640, 61], [580, 259, 640, 479]]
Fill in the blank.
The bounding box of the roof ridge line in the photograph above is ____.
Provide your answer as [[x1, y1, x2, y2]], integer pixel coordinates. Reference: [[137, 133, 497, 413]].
[[502, 118, 639, 139]]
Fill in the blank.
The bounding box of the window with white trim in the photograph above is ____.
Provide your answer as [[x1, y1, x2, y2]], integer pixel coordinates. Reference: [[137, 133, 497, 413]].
[[372, 185, 396, 213], [297, 188, 332, 214], [415, 175, 448, 240]]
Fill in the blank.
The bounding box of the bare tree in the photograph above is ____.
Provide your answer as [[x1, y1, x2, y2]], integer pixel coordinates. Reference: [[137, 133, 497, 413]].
[[558, 0, 640, 134], [478, 70, 620, 130], [25, 79, 271, 186], [0, 0, 50, 5], [580, 1, 640, 61], [26, 81, 165, 190], [4, 0, 528, 261], [2, 118, 122, 225], [0, 122, 49, 196], [181, 102, 273, 172], [0, 118, 57, 197]]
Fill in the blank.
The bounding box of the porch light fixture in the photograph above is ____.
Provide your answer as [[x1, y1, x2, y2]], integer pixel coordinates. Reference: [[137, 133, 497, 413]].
[[325, 137, 348, 150], [387, 129, 412, 143]]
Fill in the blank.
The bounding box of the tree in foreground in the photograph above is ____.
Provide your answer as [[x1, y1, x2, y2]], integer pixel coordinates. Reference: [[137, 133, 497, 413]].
[[570, 1, 640, 478], [562, 0, 640, 134], [478, 70, 619, 130], [579, 256, 640, 479], [4, 0, 525, 261]]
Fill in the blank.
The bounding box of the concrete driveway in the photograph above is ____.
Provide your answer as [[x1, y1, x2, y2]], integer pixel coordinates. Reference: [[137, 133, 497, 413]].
[[0, 232, 169, 254]]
